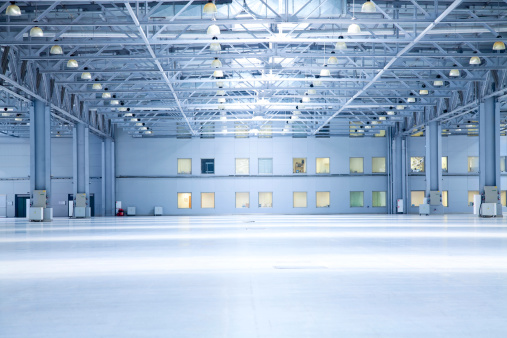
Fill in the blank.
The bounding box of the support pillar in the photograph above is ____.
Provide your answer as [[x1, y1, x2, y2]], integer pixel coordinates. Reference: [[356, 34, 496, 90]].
[[425, 121, 443, 213], [30, 99, 52, 221], [73, 123, 90, 217], [390, 131, 406, 214], [102, 138, 115, 216]]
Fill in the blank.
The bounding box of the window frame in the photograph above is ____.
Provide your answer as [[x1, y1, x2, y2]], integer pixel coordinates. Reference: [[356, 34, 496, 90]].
[[372, 191, 387, 207], [410, 157, 425, 173], [258, 192, 273, 208], [258, 158, 273, 175], [350, 191, 364, 207], [293, 158, 307, 174], [201, 192, 215, 209], [235, 158, 250, 175], [177, 192, 192, 209], [201, 158, 215, 174], [235, 192, 250, 208], [293, 191, 308, 208], [316, 191, 330, 208], [177, 158, 192, 175], [372, 157, 386, 173], [349, 157, 364, 174], [316, 157, 330, 174]]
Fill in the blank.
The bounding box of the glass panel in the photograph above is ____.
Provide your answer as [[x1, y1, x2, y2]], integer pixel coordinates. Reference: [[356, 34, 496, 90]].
[[372, 157, 386, 173], [293, 192, 307, 208], [177, 193, 192, 209], [293, 158, 306, 173], [372, 191, 386, 207], [410, 191, 425, 207], [443, 191, 448, 207], [468, 191, 479, 206], [410, 157, 425, 172], [201, 192, 215, 208], [316, 158, 330, 174], [350, 191, 364, 207], [258, 192, 273, 208], [502, 191, 506, 207], [201, 159, 215, 174], [349, 157, 364, 173], [235, 158, 249, 175], [316, 191, 330, 208], [236, 192, 250, 208], [258, 158, 273, 174], [468, 157, 479, 172], [501, 157, 506, 172], [442, 156, 448, 172], [177, 158, 191, 174]]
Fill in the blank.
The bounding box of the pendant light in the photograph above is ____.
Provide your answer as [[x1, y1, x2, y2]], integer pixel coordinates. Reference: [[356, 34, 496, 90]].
[[493, 36, 505, 51], [50, 45, 63, 55], [407, 96, 416, 103], [449, 68, 460, 77], [396, 105, 405, 110], [308, 85, 316, 95], [218, 97, 226, 103], [387, 111, 395, 115], [213, 70, 224, 78], [203, 0, 217, 14], [29, 26, 43, 37], [217, 81, 224, 88], [419, 89, 429, 95], [6, 3, 21, 16], [67, 59, 78, 68], [335, 36, 347, 50], [81, 72, 92, 80], [217, 90, 225, 96], [210, 37, 221, 51], [361, 0, 376, 12], [92, 83, 102, 90], [207, 24, 220, 36], [469, 56, 481, 65], [433, 75, 443, 86], [348, 23, 361, 34], [211, 57, 222, 68], [327, 51, 338, 64], [118, 107, 128, 112], [102, 92, 111, 99], [320, 65, 330, 77], [111, 100, 119, 105], [379, 116, 386, 121], [302, 93, 310, 103]]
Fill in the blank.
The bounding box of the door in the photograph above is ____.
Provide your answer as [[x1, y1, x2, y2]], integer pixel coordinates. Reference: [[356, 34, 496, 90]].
[[15, 195, 30, 218], [0, 194, 6, 218]]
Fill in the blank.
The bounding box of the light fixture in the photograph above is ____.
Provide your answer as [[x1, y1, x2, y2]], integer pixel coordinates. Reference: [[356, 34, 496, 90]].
[[131, 118, 138, 122], [6, 3, 21, 16], [139, 126, 148, 131], [135, 122, 143, 127], [291, 115, 299, 121], [218, 104, 225, 109], [211, 57, 222, 68], [102, 92, 111, 99], [407, 97, 416, 103], [203, 0, 217, 14], [327, 52, 338, 64], [252, 116, 263, 120], [50, 45, 63, 55], [124, 113, 133, 117], [67, 59, 78, 68], [81, 72, 92, 80], [216, 81, 224, 88], [250, 128, 259, 135], [348, 23, 361, 34], [111, 100, 119, 105], [379, 116, 386, 120], [302, 96, 310, 103], [308, 88, 316, 95], [15, 117, 23, 122], [213, 70, 224, 78], [335, 36, 347, 50], [361, 0, 376, 12], [29, 26, 43, 37], [92, 83, 102, 90], [396, 105, 405, 110], [218, 97, 226, 103], [119, 108, 128, 112], [433, 80, 444, 86], [493, 37, 505, 51], [469, 56, 481, 65], [210, 37, 221, 51], [419, 89, 429, 95], [320, 65, 330, 77], [387, 111, 395, 115], [217, 90, 225, 96], [449, 68, 460, 77], [145, 130, 153, 135], [207, 24, 220, 36]]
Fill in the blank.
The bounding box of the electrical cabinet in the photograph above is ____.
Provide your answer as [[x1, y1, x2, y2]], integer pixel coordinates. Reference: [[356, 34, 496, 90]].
[[154, 207, 163, 216], [481, 203, 497, 217], [32, 190, 46, 207], [75, 193, 87, 207], [127, 207, 136, 216], [74, 207, 86, 218], [397, 199, 403, 213], [29, 207, 44, 221], [430, 191, 441, 206], [484, 186, 498, 203], [419, 204, 430, 215]]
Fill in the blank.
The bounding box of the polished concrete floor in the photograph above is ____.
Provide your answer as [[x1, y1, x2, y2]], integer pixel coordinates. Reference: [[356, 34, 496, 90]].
[[0, 214, 507, 337]]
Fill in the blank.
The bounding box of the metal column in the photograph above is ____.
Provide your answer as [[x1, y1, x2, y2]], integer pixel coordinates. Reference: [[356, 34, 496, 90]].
[[391, 132, 406, 213], [102, 138, 115, 216], [425, 121, 443, 212], [73, 123, 90, 215]]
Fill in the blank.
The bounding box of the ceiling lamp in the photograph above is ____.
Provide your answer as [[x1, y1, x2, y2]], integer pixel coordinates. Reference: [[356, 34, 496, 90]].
[[327, 52, 338, 65], [210, 37, 221, 51], [493, 37, 505, 51], [92, 83, 102, 90], [218, 104, 225, 109], [131, 118, 138, 122], [67, 59, 78, 68], [15, 117, 23, 122], [119, 107, 128, 112], [203, 0, 217, 14], [387, 111, 395, 115], [213, 70, 223, 78], [469, 56, 481, 65], [211, 57, 222, 68], [6, 3, 21, 16], [396, 105, 405, 110], [102, 92, 111, 99], [50, 45, 63, 55], [419, 89, 429, 95], [81, 72, 92, 80], [216, 81, 224, 88], [207, 24, 220, 36], [302, 96, 310, 103], [379, 116, 386, 121], [124, 113, 133, 117], [407, 97, 416, 103], [361, 0, 376, 12], [111, 100, 119, 105], [29, 26, 43, 37], [433, 80, 444, 86], [217, 90, 225, 96], [335, 36, 347, 50], [320, 65, 330, 77], [135, 122, 143, 127], [449, 68, 460, 77], [348, 23, 361, 34], [218, 97, 226, 103]]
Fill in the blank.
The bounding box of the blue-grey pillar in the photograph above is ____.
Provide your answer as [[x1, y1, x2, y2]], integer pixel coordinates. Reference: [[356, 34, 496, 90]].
[[30, 99, 51, 206], [391, 133, 406, 213], [73, 123, 90, 209], [425, 121, 442, 192], [102, 138, 115, 216]]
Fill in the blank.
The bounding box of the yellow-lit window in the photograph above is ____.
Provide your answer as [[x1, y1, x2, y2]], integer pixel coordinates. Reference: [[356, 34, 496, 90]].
[[316, 158, 330, 174], [293, 158, 306, 174], [236, 192, 250, 208], [293, 192, 307, 208], [442, 191, 448, 207], [501, 191, 506, 207], [177, 158, 192, 174], [442, 156, 448, 172], [316, 192, 330, 208], [411, 191, 425, 207], [468, 190, 480, 206], [177, 193, 192, 209], [468, 157, 479, 173], [258, 192, 273, 208], [410, 157, 424, 172], [201, 193, 214, 209], [350, 157, 364, 173], [372, 157, 386, 173]]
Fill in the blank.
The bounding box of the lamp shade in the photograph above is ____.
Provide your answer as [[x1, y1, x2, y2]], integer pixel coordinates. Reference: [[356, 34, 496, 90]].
[[203, 0, 217, 14], [361, 0, 376, 12], [449, 68, 460, 77], [81, 72, 92, 80], [207, 24, 220, 36], [407, 97, 416, 103], [320, 66, 331, 77], [102, 92, 111, 99], [111, 100, 119, 105], [92, 83, 102, 90], [213, 70, 223, 78], [327, 56, 338, 64], [67, 59, 78, 68], [419, 89, 429, 95], [396, 105, 405, 110], [29, 27, 43, 37], [217, 90, 225, 96], [211, 58, 222, 68], [387, 111, 395, 115], [210, 42, 221, 51], [6, 4, 21, 16], [433, 80, 444, 86], [348, 23, 361, 34], [493, 41, 505, 51], [218, 97, 226, 103], [118, 107, 128, 112], [217, 81, 224, 88], [50, 45, 63, 55], [335, 41, 347, 50], [469, 56, 481, 65]]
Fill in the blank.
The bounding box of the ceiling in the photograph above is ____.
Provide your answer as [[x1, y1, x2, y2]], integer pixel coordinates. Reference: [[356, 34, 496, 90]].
[[0, 0, 507, 138]]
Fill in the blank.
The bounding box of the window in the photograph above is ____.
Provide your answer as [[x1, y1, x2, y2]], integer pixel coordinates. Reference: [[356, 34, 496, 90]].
[[372, 191, 386, 207], [350, 191, 364, 207], [293, 192, 307, 208], [442, 156, 448, 173], [259, 123, 272, 138], [236, 192, 250, 208], [410, 157, 425, 173], [316, 158, 330, 174], [293, 158, 306, 174], [349, 157, 364, 173], [468, 156, 479, 173], [468, 191, 479, 206], [177, 193, 192, 209], [177, 158, 192, 174], [411, 191, 425, 207], [258, 158, 273, 174], [201, 158, 215, 174], [235, 122, 249, 138], [258, 192, 273, 208], [502, 191, 506, 207], [316, 191, 330, 208], [501, 156, 506, 173], [201, 193, 215, 209], [372, 157, 386, 173], [235, 158, 249, 175], [443, 191, 448, 207]]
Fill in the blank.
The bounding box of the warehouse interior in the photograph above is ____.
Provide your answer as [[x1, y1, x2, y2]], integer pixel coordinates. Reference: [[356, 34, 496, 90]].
[[1, 0, 507, 336]]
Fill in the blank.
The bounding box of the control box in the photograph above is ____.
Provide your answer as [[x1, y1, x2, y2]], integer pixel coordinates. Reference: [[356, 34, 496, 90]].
[[32, 190, 46, 208], [76, 193, 87, 207], [29, 207, 44, 221], [430, 191, 441, 206], [481, 203, 497, 217], [484, 186, 498, 203], [127, 207, 136, 216], [419, 204, 430, 215], [154, 206, 163, 216], [74, 206, 86, 218]]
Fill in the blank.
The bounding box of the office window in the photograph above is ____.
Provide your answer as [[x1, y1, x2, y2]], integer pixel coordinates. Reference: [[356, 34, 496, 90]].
[[443, 191, 448, 207], [316, 191, 330, 208], [468, 191, 479, 206], [316, 158, 330, 174], [177, 193, 192, 209], [201, 193, 215, 209], [177, 158, 192, 174], [410, 157, 424, 173], [201, 158, 215, 174], [442, 156, 448, 173], [468, 156, 479, 173], [235, 158, 249, 175], [372, 191, 387, 207], [293, 192, 307, 208], [502, 191, 506, 207], [372, 157, 386, 173], [501, 156, 506, 173], [411, 191, 425, 207], [350, 157, 364, 173], [258, 158, 273, 174], [293, 158, 306, 174], [236, 192, 250, 208], [350, 191, 364, 207], [258, 192, 273, 208]]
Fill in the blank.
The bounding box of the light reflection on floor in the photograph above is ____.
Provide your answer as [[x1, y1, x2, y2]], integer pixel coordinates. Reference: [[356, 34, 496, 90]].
[[1, 214, 506, 337]]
